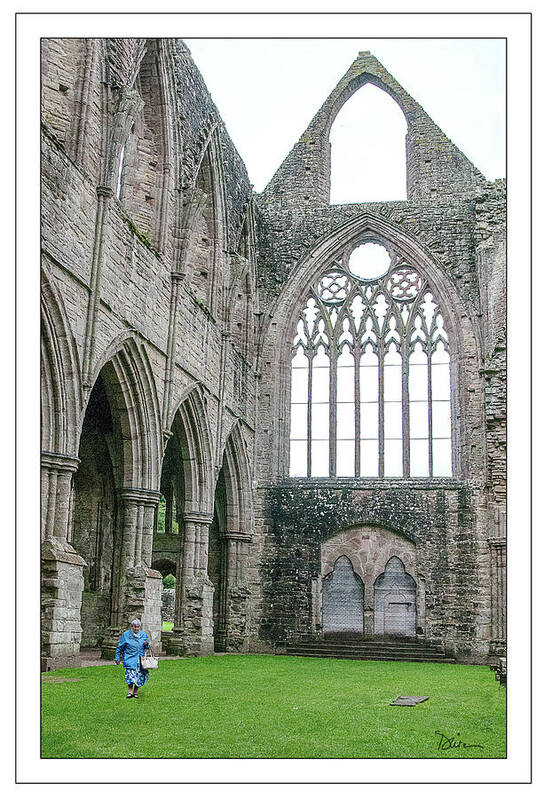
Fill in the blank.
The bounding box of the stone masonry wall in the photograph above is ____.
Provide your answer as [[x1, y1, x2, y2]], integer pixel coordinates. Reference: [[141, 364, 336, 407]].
[[41, 39, 505, 664]]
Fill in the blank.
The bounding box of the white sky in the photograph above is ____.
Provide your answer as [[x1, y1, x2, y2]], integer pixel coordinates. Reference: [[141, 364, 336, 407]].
[[184, 39, 506, 194]]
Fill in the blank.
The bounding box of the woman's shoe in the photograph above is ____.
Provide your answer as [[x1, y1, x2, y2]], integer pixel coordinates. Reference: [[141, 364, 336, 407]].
[[126, 693, 133, 698], [133, 694, 139, 699]]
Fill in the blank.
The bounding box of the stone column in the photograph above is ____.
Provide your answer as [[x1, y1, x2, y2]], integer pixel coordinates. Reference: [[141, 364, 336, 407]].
[[101, 487, 162, 658], [489, 505, 506, 656], [214, 532, 251, 652], [166, 512, 215, 656], [364, 598, 374, 637], [41, 452, 86, 669]]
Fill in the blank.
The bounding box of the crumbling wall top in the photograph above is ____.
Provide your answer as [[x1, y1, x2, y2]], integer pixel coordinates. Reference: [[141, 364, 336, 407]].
[[260, 51, 489, 209]]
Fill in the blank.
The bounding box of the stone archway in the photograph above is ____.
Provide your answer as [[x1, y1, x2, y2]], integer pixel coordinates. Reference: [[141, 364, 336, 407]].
[[319, 524, 419, 637], [374, 557, 417, 637], [322, 556, 365, 635], [208, 423, 252, 652]]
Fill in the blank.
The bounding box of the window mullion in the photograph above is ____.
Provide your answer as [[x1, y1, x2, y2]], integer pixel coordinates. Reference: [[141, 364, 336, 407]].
[[354, 345, 361, 477], [378, 337, 385, 478], [427, 346, 433, 476], [307, 352, 313, 478], [402, 335, 410, 478], [329, 342, 337, 478]]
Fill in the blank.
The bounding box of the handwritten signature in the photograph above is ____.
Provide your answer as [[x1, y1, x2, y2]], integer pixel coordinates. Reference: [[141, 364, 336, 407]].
[[434, 731, 484, 751]]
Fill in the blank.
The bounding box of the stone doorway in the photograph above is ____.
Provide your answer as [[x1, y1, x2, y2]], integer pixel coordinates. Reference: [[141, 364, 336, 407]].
[[322, 555, 365, 635], [374, 557, 416, 637]]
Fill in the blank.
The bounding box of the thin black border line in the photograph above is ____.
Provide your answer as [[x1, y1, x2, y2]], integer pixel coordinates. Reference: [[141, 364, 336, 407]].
[[36, 37, 509, 40], [17, 10, 530, 783], [529, 9, 533, 789], [14, 6, 18, 792], [14, 10, 532, 14]]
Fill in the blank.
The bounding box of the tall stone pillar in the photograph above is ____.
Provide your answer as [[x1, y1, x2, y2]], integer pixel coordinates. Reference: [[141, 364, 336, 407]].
[[166, 512, 215, 656], [214, 532, 251, 652], [101, 487, 162, 658], [41, 452, 86, 669], [489, 505, 506, 657]]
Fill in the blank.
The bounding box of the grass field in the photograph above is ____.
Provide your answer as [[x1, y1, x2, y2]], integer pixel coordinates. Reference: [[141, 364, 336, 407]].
[[41, 655, 506, 759]]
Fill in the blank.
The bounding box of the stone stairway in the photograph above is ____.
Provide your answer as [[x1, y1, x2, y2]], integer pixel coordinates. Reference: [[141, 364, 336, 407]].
[[281, 636, 456, 664]]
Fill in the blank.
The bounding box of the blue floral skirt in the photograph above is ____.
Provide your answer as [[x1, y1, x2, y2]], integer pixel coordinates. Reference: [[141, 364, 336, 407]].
[[124, 664, 149, 688]]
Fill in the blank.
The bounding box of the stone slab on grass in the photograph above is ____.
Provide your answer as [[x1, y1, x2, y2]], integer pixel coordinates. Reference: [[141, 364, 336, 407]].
[[390, 695, 429, 706]]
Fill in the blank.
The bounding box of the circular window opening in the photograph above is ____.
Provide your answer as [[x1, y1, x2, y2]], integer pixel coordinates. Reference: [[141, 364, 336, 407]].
[[348, 242, 391, 280]]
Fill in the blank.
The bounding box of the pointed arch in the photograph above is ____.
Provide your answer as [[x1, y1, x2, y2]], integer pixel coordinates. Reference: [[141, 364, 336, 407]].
[[260, 211, 481, 480], [227, 262, 255, 359], [167, 385, 215, 515], [116, 38, 177, 252], [262, 212, 472, 350], [374, 555, 417, 637], [41, 266, 82, 456], [83, 335, 162, 490], [323, 71, 409, 140], [181, 127, 228, 314], [219, 421, 253, 534], [322, 555, 365, 635], [330, 82, 408, 204]]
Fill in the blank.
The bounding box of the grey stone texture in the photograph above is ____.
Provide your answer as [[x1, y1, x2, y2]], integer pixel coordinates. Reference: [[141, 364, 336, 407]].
[[161, 587, 175, 623], [40, 40, 505, 669]]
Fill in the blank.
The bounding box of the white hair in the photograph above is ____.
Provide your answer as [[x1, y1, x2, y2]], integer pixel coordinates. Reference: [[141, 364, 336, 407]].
[[130, 618, 141, 627]]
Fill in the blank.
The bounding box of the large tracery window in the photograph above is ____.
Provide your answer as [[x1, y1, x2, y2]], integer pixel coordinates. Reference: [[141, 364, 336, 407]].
[[289, 242, 453, 478]]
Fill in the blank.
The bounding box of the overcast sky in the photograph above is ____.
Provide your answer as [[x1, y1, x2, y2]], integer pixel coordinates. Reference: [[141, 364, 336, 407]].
[[184, 39, 505, 195]]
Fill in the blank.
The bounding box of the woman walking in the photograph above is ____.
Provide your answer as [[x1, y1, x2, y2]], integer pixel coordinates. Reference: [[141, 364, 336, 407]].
[[115, 618, 151, 698]]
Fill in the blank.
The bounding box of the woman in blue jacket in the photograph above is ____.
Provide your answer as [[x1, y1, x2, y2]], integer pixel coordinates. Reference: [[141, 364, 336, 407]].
[[115, 618, 151, 698]]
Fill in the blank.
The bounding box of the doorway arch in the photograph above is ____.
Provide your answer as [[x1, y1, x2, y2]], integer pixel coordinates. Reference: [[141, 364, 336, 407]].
[[374, 556, 416, 637], [322, 555, 365, 635]]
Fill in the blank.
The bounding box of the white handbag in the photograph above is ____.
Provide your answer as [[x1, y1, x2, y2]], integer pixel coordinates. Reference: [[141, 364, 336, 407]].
[[140, 646, 159, 670]]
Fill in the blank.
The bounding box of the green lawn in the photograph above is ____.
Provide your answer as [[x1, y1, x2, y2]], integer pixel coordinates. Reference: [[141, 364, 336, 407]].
[[41, 655, 506, 758]]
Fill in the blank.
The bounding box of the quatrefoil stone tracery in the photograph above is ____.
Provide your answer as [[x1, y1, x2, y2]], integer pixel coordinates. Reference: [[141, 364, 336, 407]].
[[387, 268, 422, 301], [317, 272, 351, 304]]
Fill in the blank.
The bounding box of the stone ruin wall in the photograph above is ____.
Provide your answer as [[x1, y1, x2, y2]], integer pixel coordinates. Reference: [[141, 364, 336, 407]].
[[40, 40, 506, 665]]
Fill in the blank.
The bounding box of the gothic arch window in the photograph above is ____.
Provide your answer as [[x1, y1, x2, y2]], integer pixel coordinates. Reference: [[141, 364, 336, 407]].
[[329, 84, 407, 204], [289, 241, 452, 479], [116, 40, 171, 251]]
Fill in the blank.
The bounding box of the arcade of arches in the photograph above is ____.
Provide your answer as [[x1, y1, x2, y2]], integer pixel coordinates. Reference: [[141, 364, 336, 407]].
[[40, 40, 506, 668]]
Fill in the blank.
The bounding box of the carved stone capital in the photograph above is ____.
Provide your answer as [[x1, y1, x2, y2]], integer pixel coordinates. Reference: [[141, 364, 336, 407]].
[[120, 487, 161, 507], [224, 531, 252, 542], [184, 511, 214, 525], [41, 451, 80, 473]]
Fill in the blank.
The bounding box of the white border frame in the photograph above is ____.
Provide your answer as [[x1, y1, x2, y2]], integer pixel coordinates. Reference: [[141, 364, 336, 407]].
[[15, 7, 531, 786]]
